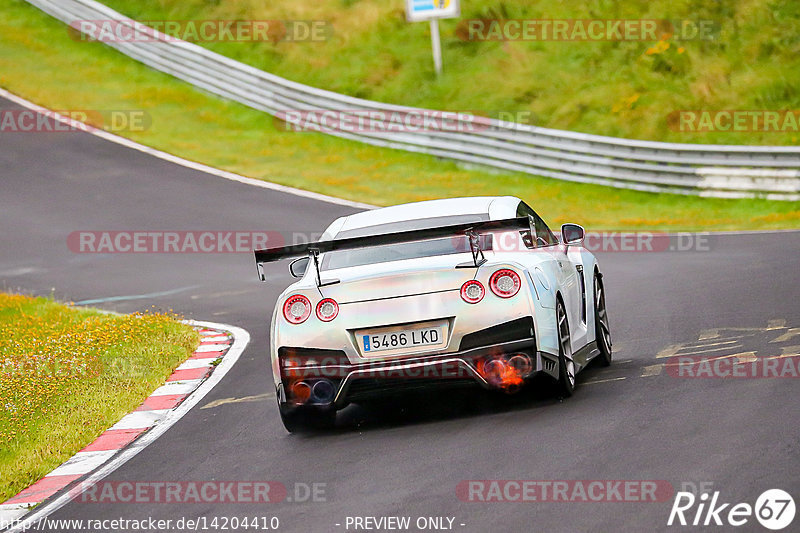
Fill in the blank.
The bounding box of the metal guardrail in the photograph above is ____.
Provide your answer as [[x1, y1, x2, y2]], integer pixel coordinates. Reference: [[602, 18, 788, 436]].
[[24, 0, 800, 200]]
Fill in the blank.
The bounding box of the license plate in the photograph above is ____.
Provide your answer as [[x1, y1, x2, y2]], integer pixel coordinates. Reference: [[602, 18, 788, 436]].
[[358, 322, 447, 356]]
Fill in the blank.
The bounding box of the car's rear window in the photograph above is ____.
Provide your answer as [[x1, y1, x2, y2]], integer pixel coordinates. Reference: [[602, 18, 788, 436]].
[[321, 214, 492, 271], [321, 235, 493, 270]]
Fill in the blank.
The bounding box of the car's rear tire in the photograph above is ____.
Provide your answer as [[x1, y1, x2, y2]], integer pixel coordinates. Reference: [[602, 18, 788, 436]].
[[279, 405, 336, 433], [556, 300, 575, 397], [594, 273, 613, 367]]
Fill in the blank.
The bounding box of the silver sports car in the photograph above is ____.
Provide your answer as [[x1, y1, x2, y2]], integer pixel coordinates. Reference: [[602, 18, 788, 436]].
[[255, 196, 612, 432]]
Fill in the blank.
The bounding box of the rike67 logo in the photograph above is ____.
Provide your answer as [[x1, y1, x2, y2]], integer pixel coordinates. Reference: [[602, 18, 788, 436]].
[[668, 489, 795, 530]]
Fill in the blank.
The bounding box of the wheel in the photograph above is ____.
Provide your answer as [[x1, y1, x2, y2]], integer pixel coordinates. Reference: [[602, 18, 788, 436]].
[[556, 299, 576, 397], [279, 404, 335, 433], [594, 273, 613, 366]]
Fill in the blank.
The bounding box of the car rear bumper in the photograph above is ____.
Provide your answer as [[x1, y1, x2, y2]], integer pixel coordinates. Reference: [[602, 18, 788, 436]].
[[276, 337, 560, 409]]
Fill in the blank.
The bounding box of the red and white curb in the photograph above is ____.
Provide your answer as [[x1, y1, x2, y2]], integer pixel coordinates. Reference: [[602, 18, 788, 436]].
[[0, 320, 249, 530]]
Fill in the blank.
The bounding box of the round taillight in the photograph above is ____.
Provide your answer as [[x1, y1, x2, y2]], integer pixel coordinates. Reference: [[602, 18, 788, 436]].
[[490, 269, 521, 298], [460, 280, 485, 304], [316, 298, 339, 322], [283, 294, 311, 324]]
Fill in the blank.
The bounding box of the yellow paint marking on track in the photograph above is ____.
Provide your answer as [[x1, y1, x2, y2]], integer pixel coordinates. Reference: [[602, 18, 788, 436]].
[[698, 329, 720, 341], [673, 344, 743, 356], [770, 328, 800, 343], [687, 339, 739, 348], [655, 344, 682, 359], [734, 352, 758, 363], [201, 392, 274, 409], [698, 324, 784, 340], [641, 364, 663, 377], [660, 351, 756, 367], [766, 346, 800, 359]]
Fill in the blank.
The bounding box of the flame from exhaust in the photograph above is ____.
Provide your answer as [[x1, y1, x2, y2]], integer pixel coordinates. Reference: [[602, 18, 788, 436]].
[[478, 358, 524, 391]]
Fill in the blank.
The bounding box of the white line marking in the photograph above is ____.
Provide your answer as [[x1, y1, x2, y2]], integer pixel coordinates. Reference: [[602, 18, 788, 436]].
[[149, 379, 203, 397], [583, 377, 627, 385], [0, 87, 374, 210], [0, 267, 43, 277], [0, 505, 30, 525], [176, 358, 215, 370], [108, 410, 171, 431], [46, 451, 117, 477], [194, 343, 230, 353], [72, 286, 199, 305], [5, 321, 250, 533], [200, 335, 230, 343]]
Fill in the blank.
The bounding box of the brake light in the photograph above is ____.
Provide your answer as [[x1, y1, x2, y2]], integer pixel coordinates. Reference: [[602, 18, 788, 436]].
[[316, 298, 339, 322], [489, 269, 521, 298], [283, 294, 311, 324], [460, 280, 485, 304]]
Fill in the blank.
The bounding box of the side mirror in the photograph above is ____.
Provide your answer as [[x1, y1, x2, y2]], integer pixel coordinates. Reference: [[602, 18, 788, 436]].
[[561, 223, 585, 245], [289, 257, 310, 278]]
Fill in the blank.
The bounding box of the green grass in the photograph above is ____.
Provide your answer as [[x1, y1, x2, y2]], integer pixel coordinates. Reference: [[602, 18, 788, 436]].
[[100, 0, 800, 146], [0, 0, 798, 230], [0, 293, 199, 502]]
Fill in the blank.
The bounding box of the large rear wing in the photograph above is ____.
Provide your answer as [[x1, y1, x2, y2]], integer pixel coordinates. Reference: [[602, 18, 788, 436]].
[[254, 216, 534, 284]]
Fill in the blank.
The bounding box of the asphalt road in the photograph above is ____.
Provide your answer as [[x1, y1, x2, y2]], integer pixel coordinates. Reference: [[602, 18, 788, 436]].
[[2, 95, 799, 533]]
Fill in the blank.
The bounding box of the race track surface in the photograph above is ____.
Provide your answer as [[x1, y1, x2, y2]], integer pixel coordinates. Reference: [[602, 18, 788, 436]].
[[1, 96, 798, 532]]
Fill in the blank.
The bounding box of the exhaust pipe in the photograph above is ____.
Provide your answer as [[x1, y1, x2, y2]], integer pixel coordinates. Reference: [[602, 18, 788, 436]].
[[290, 380, 312, 403], [479, 356, 526, 393], [507, 353, 533, 377], [481, 358, 506, 382], [311, 379, 336, 404]]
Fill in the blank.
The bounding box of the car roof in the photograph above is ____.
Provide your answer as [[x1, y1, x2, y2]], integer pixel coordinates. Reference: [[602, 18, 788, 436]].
[[323, 196, 522, 239]]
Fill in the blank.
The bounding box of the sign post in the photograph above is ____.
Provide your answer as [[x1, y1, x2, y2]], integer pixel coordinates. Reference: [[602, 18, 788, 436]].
[[405, 0, 460, 76], [429, 19, 442, 75]]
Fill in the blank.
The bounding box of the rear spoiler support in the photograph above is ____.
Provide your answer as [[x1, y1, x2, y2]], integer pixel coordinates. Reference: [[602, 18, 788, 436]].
[[465, 230, 486, 268]]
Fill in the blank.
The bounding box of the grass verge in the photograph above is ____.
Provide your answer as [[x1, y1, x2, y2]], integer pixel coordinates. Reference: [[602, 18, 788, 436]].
[[99, 0, 800, 146], [0, 0, 797, 231], [0, 293, 199, 502]]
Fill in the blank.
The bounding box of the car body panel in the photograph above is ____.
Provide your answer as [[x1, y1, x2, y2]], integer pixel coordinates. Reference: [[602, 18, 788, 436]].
[[259, 196, 610, 413]]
